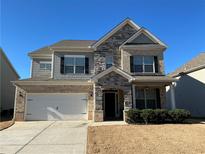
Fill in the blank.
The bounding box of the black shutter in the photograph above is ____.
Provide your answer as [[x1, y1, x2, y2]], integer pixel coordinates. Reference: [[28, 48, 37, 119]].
[[154, 56, 158, 73], [85, 57, 89, 74], [130, 56, 134, 73], [156, 88, 161, 108], [60, 56, 65, 74]]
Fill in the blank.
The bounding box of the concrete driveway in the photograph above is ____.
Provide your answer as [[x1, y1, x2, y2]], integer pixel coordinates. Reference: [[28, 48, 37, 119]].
[[0, 121, 88, 154]]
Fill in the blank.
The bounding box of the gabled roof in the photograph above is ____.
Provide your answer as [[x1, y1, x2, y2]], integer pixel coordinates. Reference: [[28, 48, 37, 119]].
[[169, 52, 205, 77], [28, 40, 96, 57], [91, 66, 134, 82], [0, 48, 20, 78], [91, 18, 141, 49], [120, 28, 167, 48]]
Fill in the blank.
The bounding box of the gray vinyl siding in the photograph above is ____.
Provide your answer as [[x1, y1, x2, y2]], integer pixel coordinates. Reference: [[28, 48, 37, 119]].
[[127, 33, 156, 44], [122, 50, 164, 75], [166, 69, 205, 117], [0, 51, 19, 112], [53, 52, 94, 80], [32, 58, 51, 78]]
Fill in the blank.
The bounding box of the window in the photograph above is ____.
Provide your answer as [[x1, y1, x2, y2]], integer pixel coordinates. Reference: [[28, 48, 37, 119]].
[[64, 56, 85, 74], [144, 56, 154, 72], [135, 88, 145, 109], [75, 57, 85, 73], [133, 56, 143, 72], [146, 89, 157, 109], [133, 56, 155, 73], [40, 62, 51, 71], [106, 56, 113, 69], [135, 88, 158, 109], [64, 57, 74, 73]]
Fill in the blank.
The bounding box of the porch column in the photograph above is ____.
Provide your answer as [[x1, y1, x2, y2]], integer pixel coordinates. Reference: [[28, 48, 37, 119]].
[[170, 83, 176, 109], [15, 86, 26, 121], [94, 84, 104, 122], [123, 86, 132, 121]]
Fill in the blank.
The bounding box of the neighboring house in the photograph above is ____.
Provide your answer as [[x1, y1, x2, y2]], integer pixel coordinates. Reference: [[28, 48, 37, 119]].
[[167, 52, 205, 117], [0, 48, 20, 119], [14, 18, 176, 122]]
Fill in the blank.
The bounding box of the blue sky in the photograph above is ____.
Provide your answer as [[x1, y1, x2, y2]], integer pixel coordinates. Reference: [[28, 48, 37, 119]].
[[1, 0, 205, 79]]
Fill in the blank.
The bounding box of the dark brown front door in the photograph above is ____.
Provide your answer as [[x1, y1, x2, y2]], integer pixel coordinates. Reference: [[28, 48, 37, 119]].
[[104, 92, 116, 119]]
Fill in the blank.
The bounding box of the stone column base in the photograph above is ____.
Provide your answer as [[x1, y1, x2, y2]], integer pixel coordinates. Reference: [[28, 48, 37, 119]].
[[94, 110, 104, 122], [15, 113, 24, 121], [123, 108, 131, 122]]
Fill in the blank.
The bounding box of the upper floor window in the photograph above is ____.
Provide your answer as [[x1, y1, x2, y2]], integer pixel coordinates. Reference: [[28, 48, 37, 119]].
[[39, 61, 51, 71], [106, 56, 113, 69], [131, 56, 157, 73], [61, 55, 89, 74]]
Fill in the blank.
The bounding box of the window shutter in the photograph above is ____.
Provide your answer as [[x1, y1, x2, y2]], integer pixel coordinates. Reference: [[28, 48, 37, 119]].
[[154, 56, 159, 73], [60, 56, 64, 74], [156, 88, 161, 108], [85, 57, 89, 74], [130, 56, 134, 73]]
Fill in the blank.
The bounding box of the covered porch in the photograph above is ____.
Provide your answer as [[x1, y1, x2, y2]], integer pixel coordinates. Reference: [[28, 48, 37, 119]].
[[92, 66, 177, 122], [132, 76, 177, 110]]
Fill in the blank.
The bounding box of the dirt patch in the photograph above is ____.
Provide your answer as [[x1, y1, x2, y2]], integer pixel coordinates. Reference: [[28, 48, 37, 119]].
[[87, 124, 205, 154], [0, 120, 14, 131]]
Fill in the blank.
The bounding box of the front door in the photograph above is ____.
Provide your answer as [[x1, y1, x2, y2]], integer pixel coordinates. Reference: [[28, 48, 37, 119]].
[[104, 92, 116, 120]]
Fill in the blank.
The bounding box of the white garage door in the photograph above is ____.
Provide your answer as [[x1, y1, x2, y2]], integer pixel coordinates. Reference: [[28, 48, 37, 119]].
[[26, 93, 87, 121]]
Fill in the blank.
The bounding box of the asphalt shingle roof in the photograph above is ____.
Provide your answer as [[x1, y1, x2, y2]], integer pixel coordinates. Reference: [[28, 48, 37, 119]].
[[29, 40, 96, 55], [169, 52, 205, 77]]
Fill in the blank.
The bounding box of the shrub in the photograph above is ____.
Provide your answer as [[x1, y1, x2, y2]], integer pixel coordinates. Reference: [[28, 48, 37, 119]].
[[168, 109, 191, 123], [154, 109, 168, 124], [140, 109, 155, 124], [126, 108, 191, 124], [125, 109, 142, 124]]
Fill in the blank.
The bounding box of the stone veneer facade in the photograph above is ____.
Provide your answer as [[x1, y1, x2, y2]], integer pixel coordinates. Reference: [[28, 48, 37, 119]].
[[94, 24, 137, 74], [94, 72, 132, 122], [15, 22, 170, 122], [15, 85, 93, 121], [15, 87, 26, 121], [93, 24, 136, 121]]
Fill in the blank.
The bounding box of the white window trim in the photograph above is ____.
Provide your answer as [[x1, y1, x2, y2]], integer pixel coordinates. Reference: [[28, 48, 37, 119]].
[[30, 59, 33, 78], [64, 55, 86, 74], [133, 56, 155, 73], [51, 53, 54, 78]]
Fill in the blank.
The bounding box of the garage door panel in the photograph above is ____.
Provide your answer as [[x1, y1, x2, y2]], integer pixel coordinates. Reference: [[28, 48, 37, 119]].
[[26, 93, 88, 121]]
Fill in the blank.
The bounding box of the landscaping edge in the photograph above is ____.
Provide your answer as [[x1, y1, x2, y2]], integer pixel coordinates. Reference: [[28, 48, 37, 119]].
[[0, 119, 15, 131]]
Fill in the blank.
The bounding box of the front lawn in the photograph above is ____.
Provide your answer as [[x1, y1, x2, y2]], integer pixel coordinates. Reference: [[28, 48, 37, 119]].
[[87, 124, 205, 154]]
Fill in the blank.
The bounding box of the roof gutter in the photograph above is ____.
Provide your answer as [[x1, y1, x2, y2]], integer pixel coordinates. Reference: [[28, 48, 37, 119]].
[[12, 80, 93, 86]]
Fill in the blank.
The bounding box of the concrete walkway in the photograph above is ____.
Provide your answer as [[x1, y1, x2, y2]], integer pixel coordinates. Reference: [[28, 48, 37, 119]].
[[89, 121, 127, 126], [0, 121, 88, 154]]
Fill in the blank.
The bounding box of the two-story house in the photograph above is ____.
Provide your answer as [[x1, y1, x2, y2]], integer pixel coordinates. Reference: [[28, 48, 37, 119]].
[[14, 18, 176, 122]]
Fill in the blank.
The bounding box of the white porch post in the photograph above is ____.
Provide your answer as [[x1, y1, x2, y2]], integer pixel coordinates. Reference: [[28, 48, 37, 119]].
[[170, 83, 176, 109]]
